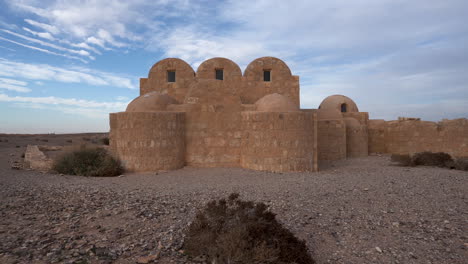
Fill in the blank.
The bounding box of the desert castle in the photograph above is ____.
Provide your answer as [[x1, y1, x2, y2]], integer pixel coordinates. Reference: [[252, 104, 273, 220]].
[[109, 57, 468, 172]]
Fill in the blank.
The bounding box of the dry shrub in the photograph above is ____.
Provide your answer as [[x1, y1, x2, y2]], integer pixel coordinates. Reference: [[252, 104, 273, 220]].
[[53, 148, 123, 177], [183, 193, 315, 264], [100, 137, 110, 145], [390, 154, 414, 166], [454, 158, 468, 171], [412, 151, 453, 167]]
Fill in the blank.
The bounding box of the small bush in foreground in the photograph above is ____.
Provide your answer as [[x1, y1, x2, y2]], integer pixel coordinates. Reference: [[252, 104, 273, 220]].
[[53, 148, 123, 177], [183, 193, 315, 264], [390, 154, 414, 167], [100, 137, 110, 145], [412, 151, 453, 168], [454, 158, 468, 171]]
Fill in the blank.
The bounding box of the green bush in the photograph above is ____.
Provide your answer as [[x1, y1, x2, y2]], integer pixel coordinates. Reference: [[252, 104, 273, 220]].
[[53, 148, 123, 177], [390, 154, 414, 167], [412, 151, 453, 167], [183, 193, 315, 264]]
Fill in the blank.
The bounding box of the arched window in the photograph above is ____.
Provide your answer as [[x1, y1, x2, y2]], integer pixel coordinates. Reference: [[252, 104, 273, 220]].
[[341, 103, 347, 113]]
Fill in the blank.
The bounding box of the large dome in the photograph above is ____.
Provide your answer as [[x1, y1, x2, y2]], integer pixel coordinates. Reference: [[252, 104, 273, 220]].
[[255, 93, 299, 112], [319, 95, 359, 113], [126, 92, 178, 112]]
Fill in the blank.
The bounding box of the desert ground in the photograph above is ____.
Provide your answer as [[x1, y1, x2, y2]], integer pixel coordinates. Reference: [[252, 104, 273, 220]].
[[0, 133, 466, 264]]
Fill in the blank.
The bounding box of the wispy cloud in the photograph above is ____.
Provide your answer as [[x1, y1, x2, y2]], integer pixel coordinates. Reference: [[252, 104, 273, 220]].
[[22, 27, 55, 41], [24, 19, 59, 34], [0, 93, 127, 109], [0, 35, 87, 63], [0, 77, 31, 92], [0, 58, 138, 89], [1, 29, 93, 59]]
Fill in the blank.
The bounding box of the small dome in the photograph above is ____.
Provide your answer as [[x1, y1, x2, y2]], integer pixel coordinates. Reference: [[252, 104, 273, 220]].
[[344, 117, 362, 128], [317, 109, 342, 120], [255, 93, 299, 112], [319, 95, 359, 113], [126, 92, 178, 112]]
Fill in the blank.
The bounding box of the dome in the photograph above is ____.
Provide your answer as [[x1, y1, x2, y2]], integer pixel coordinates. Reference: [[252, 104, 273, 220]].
[[316, 108, 342, 120], [255, 93, 299, 112], [126, 92, 178, 112], [319, 95, 359, 113], [344, 117, 362, 129]]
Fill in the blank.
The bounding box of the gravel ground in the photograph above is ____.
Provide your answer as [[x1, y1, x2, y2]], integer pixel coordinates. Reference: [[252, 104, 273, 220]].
[[0, 134, 467, 264]]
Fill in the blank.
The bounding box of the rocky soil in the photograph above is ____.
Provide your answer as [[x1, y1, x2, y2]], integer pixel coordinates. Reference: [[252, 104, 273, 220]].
[[0, 134, 467, 264]]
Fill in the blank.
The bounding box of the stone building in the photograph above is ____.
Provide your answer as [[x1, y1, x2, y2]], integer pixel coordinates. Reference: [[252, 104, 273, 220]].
[[109, 57, 468, 173]]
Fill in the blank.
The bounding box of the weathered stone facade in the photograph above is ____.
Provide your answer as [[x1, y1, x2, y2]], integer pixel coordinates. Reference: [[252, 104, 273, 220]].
[[109, 56, 467, 173]]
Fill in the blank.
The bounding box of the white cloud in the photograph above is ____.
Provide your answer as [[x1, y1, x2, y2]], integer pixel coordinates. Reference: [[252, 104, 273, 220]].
[[24, 19, 60, 34], [0, 58, 137, 89], [0, 35, 87, 63], [0, 77, 30, 92], [0, 93, 127, 109], [22, 27, 55, 41], [1, 29, 93, 59]]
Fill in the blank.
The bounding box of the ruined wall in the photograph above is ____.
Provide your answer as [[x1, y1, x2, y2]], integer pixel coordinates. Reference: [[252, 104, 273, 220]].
[[369, 118, 468, 157], [109, 112, 185, 172], [240, 111, 317, 172], [368, 118, 468, 157], [241, 57, 300, 106]]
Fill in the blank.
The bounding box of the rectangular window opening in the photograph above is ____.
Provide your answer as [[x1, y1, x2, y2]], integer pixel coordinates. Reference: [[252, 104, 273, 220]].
[[167, 70, 176, 82], [215, 69, 224, 80], [263, 70, 271, 82]]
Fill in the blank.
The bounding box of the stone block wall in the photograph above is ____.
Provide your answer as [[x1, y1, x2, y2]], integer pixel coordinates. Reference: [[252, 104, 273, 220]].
[[109, 112, 185, 172], [368, 118, 468, 157], [185, 111, 243, 167], [368, 119, 387, 153], [240, 111, 317, 172], [317, 119, 346, 161]]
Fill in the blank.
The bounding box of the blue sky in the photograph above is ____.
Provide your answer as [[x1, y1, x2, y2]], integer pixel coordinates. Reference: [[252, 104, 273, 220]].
[[0, 0, 467, 133]]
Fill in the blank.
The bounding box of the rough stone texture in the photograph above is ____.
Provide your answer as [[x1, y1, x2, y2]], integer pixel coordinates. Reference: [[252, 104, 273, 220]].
[[344, 118, 369, 158], [316, 109, 347, 163], [242, 57, 300, 106], [185, 111, 243, 168], [141, 58, 195, 102], [196, 57, 242, 84], [368, 118, 468, 157], [24, 145, 55, 171], [241, 111, 316, 172], [109, 112, 185, 172], [368, 119, 387, 153], [184, 79, 242, 109], [317, 119, 347, 162]]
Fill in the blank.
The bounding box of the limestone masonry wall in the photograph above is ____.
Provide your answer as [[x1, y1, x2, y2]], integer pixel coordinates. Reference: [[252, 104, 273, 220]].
[[368, 118, 468, 157], [240, 112, 317, 172], [185, 111, 243, 167], [317, 119, 346, 162], [109, 112, 185, 172]]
